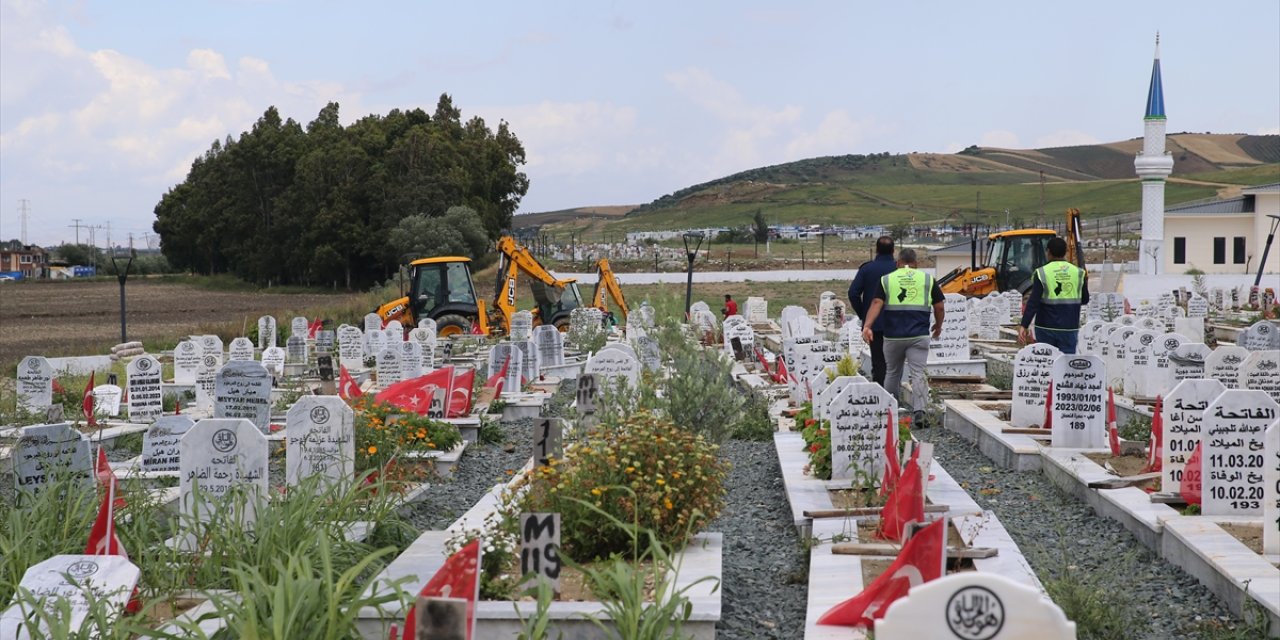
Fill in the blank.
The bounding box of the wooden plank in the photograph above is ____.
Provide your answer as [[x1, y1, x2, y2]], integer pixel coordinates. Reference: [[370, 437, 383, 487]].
[[831, 543, 998, 559], [1087, 471, 1162, 489], [927, 376, 986, 384], [805, 505, 951, 519], [1001, 427, 1052, 435], [1149, 492, 1188, 505]]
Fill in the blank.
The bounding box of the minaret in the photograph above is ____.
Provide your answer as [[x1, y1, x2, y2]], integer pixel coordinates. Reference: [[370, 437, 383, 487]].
[[1135, 34, 1174, 275]]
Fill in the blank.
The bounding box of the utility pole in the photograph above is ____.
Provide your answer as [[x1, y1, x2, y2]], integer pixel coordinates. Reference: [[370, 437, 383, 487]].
[[69, 219, 86, 245], [18, 199, 30, 244]]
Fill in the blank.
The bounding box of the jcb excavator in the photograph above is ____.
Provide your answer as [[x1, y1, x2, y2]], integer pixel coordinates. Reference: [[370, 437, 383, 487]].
[[938, 208, 1085, 298], [375, 236, 583, 337], [591, 258, 629, 322]]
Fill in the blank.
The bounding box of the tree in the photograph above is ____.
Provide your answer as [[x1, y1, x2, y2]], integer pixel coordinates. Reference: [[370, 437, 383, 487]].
[[387, 206, 490, 263], [752, 210, 769, 243]]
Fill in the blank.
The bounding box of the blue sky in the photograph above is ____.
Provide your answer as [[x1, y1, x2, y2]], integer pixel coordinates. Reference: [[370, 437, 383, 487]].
[[2, 0, 1277, 246]]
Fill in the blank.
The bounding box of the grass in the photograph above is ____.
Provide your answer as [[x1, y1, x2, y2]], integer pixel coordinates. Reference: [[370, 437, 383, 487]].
[[621, 280, 849, 322], [1181, 163, 1280, 185]]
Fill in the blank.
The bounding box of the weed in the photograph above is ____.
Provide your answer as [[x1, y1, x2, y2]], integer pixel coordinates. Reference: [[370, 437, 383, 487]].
[[1118, 414, 1151, 442]]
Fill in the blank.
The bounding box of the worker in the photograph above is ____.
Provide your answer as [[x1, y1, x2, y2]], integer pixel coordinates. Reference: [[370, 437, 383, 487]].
[[848, 235, 897, 385], [861, 248, 944, 425], [722, 294, 738, 319], [1019, 237, 1089, 353]]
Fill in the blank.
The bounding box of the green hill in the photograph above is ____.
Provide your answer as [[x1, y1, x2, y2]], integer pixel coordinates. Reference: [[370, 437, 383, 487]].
[[529, 133, 1280, 234]]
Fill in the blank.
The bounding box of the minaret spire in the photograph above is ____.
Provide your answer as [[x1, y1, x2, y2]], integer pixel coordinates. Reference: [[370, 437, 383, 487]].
[[1135, 33, 1173, 275], [1145, 33, 1165, 119]]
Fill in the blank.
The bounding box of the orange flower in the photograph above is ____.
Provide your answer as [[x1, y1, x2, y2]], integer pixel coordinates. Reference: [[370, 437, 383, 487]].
[[367, 446, 377, 455]]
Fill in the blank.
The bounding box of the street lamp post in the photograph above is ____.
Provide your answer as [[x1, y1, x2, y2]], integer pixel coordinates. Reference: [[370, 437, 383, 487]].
[[109, 248, 137, 343], [682, 232, 705, 320]]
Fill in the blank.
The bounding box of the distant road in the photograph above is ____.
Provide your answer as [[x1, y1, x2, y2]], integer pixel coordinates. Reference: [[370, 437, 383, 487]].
[[560, 268, 938, 285]]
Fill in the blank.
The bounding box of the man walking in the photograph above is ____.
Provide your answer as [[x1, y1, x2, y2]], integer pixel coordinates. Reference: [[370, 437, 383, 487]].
[[1019, 237, 1089, 354], [861, 248, 944, 423], [721, 293, 738, 319], [848, 236, 897, 385]]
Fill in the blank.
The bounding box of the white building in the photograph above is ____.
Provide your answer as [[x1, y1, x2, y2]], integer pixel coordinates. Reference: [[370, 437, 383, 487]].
[[1163, 183, 1280, 275]]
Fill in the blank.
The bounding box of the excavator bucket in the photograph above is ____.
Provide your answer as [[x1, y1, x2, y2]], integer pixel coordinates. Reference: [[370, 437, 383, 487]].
[[529, 280, 564, 307]]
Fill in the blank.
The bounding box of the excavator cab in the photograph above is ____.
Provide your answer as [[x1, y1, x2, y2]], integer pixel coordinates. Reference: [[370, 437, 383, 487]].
[[378, 257, 484, 336], [987, 231, 1052, 294]]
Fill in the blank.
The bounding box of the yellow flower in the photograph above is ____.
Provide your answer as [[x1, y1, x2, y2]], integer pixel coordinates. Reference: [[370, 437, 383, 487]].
[[626, 466, 635, 473], [656, 479, 666, 486], [367, 446, 377, 455], [664, 499, 673, 510], [590, 488, 602, 496]]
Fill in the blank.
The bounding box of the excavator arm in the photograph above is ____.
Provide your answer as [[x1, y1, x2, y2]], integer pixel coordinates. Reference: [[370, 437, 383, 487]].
[[1065, 208, 1086, 268], [591, 258, 629, 319], [492, 236, 572, 332]]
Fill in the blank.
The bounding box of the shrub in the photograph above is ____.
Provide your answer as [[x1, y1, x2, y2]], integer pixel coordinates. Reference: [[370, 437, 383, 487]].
[[731, 389, 774, 441], [518, 412, 727, 560], [349, 396, 462, 479]]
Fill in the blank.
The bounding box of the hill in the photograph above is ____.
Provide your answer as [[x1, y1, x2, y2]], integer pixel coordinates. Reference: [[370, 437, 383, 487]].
[[526, 133, 1280, 234], [512, 205, 636, 230]]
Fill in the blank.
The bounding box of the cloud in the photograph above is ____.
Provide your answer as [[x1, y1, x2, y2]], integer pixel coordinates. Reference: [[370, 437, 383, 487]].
[[978, 130, 1020, 148], [1034, 129, 1100, 148], [784, 110, 886, 160], [486, 101, 641, 176], [1258, 126, 1280, 135]]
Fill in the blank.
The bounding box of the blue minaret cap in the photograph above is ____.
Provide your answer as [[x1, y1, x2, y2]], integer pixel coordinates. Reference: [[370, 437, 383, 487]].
[[1144, 34, 1165, 119]]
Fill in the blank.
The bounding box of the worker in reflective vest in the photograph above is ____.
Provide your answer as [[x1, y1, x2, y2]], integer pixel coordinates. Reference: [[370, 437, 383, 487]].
[[1019, 237, 1089, 354], [862, 248, 945, 425]]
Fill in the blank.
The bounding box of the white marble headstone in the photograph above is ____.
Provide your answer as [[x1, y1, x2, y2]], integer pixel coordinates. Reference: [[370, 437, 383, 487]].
[[1240, 350, 1280, 404], [875, 572, 1075, 640], [376, 347, 403, 390], [291, 316, 309, 338], [198, 335, 224, 368], [583, 348, 640, 389], [398, 341, 424, 380], [285, 396, 355, 487], [257, 316, 277, 349], [173, 340, 201, 385], [92, 384, 123, 417], [1050, 354, 1106, 448], [126, 354, 164, 422], [337, 326, 364, 370], [828, 382, 897, 482], [11, 423, 91, 495], [194, 353, 219, 412], [1264, 419, 1279, 556], [363, 313, 382, 333], [1160, 379, 1226, 493], [16, 355, 54, 413], [1171, 342, 1211, 382], [1201, 390, 1277, 517], [141, 415, 195, 472], [228, 337, 255, 362], [0, 555, 141, 640], [213, 360, 273, 433], [489, 343, 524, 392], [1011, 343, 1061, 428], [260, 346, 286, 378], [1123, 330, 1158, 398], [533, 325, 565, 368], [179, 418, 269, 526], [927, 294, 970, 362], [1205, 345, 1249, 390]]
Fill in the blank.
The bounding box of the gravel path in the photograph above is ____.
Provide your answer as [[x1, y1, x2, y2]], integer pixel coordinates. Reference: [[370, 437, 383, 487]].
[[400, 381, 571, 531], [712, 439, 808, 639], [916, 426, 1249, 640]]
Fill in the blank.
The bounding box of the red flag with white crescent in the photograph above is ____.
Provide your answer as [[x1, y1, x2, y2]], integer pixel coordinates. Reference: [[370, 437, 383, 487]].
[[402, 539, 482, 640], [818, 516, 946, 627], [339, 365, 364, 400], [82, 371, 97, 427]]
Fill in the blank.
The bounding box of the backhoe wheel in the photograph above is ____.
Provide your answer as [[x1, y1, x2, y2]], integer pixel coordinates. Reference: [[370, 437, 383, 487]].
[[436, 314, 472, 338], [553, 317, 571, 332]]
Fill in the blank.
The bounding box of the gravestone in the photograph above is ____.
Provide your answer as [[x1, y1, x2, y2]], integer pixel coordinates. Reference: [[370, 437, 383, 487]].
[[385, 320, 404, 340], [1175, 316, 1206, 344], [228, 337, 255, 361], [828, 382, 897, 482], [635, 335, 661, 372], [489, 343, 524, 392], [12, 423, 91, 495], [315, 329, 335, 354], [532, 417, 564, 466], [690, 301, 712, 318], [1240, 321, 1280, 351], [198, 335, 224, 368], [514, 339, 541, 383], [1123, 330, 1158, 398], [363, 312, 382, 333], [1092, 293, 1125, 321], [365, 329, 388, 360], [338, 326, 364, 370], [1201, 389, 1277, 517], [1171, 342, 1212, 382], [1050, 354, 1106, 448], [1104, 326, 1135, 393], [256, 316, 277, 349], [291, 316, 308, 338], [1011, 343, 1061, 428], [575, 374, 598, 416], [599, 342, 638, 362], [723, 321, 755, 358], [260, 346, 286, 378], [814, 375, 867, 421], [928, 294, 970, 362], [376, 347, 403, 390], [126, 354, 164, 422], [286, 335, 308, 365], [409, 328, 436, 371], [779, 306, 812, 340], [1161, 379, 1226, 492], [1240, 350, 1280, 404], [583, 348, 640, 389], [843, 317, 867, 355], [875, 572, 1075, 640], [92, 384, 123, 417], [194, 354, 219, 412], [213, 360, 273, 433], [510, 310, 534, 342], [1205, 345, 1249, 390], [1150, 333, 1187, 399], [0, 555, 141, 640], [173, 340, 201, 385], [693, 309, 718, 339], [817, 294, 840, 330], [141, 415, 196, 472], [285, 396, 355, 487], [179, 418, 269, 525], [977, 299, 1002, 340], [1079, 321, 1104, 356], [426, 387, 447, 420], [16, 355, 54, 413], [418, 318, 438, 335], [399, 341, 424, 380], [745, 297, 768, 324], [1161, 305, 1184, 333], [636, 303, 656, 328], [520, 513, 562, 593], [1187, 294, 1209, 318], [1264, 419, 1279, 556], [1002, 290, 1023, 325], [533, 325, 565, 368]]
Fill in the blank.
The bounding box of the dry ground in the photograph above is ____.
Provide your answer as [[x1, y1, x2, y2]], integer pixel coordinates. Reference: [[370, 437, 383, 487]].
[[0, 278, 369, 370]]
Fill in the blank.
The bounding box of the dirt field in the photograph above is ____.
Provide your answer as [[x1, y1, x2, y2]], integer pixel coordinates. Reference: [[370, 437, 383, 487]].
[[0, 278, 369, 370]]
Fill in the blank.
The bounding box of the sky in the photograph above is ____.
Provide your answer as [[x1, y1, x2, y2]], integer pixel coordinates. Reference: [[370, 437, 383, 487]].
[[2, 0, 1278, 247]]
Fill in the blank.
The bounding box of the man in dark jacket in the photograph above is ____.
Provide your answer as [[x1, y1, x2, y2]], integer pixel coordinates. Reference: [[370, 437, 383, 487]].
[[1019, 237, 1089, 353], [848, 236, 896, 385]]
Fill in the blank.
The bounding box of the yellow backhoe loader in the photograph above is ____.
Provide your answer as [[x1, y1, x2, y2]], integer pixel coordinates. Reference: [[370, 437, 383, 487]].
[[938, 208, 1085, 297]]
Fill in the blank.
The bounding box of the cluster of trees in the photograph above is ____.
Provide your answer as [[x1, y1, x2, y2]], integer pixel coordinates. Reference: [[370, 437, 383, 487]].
[[153, 96, 528, 288], [54, 244, 175, 275]]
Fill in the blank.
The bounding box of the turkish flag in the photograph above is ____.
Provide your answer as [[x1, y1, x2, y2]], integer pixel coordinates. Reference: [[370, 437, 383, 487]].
[[818, 516, 947, 628], [402, 539, 482, 640], [754, 347, 772, 377], [83, 371, 97, 427], [879, 409, 901, 498], [308, 318, 324, 339], [86, 463, 127, 559], [485, 355, 511, 395], [877, 445, 924, 542], [448, 368, 475, 418], [376, 367, 455, 416], [339, 365, 364, 400], [1107, 388, 1121, 457], [1180, 442, 1202, 505], [1041, 380, 1053, 430], [95, 447, 126, 509], [1143, 396, 1163, 473], [776, 356, 791, 385]]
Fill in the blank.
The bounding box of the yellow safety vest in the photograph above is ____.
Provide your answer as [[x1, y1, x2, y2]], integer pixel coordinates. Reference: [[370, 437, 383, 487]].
[[881, 268, 932, 312], [1036, 261, 1084, 305]]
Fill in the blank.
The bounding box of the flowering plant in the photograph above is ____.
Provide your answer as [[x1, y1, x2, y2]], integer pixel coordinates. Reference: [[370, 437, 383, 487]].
[[444, 506, 521, 599], [349, 396, 462, 479]]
